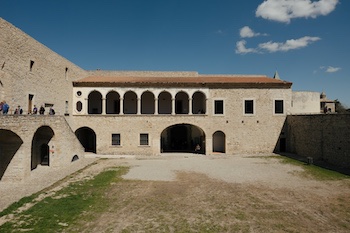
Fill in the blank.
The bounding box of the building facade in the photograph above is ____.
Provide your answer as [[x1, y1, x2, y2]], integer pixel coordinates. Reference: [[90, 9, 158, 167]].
[[0, 17, 321, 181]]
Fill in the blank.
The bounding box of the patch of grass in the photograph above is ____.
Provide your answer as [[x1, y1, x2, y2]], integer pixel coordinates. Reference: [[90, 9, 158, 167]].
[[271, 155, 350, 181], [0, 194, 38, 218], [0, 166, 129, 233]]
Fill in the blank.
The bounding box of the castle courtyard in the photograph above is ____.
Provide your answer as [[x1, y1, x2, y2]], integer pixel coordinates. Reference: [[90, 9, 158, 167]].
[[1, 153, 349, 232]]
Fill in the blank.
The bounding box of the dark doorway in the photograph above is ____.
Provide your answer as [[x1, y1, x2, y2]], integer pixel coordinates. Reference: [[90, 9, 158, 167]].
[[31, 126, 54, 170], [40, 144, 50, 166], [161, 124, 205, 154], [75, 127, 96, 153]]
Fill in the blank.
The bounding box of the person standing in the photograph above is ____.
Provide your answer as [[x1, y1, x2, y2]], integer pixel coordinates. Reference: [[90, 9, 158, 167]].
[[39, 105, 45, 115], [32, 105, 38, 114], [2, 101, 9, 114]]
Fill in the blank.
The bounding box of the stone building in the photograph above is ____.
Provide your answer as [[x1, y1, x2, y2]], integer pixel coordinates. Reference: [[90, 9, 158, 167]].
[[0, 18, 320, 181]]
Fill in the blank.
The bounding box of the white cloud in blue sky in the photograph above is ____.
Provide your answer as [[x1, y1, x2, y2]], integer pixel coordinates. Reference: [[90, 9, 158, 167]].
[[320, 66, 342, 73], [259, 36, 321, 52], [255, 0, 339, 23], [239, 26, 267, 38]]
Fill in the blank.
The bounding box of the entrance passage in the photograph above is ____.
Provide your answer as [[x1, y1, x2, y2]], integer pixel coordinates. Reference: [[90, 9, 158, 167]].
[[75, 127, 96, 153], [31, 126, 54, 170], [0, 130, 23, 180], [161, 124, 205, 154]]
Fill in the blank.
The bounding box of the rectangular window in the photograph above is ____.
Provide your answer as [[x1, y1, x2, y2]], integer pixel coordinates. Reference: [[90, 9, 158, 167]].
[[112, 134, 121, 146], [140, 133, 149, 146], [275, 100, 284, 114], [214, 100, 224, 114], [244, 100, 254, 114]]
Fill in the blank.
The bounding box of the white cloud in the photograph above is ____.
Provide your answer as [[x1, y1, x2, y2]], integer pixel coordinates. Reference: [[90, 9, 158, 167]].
[[256, 0, 339, 23], [258, 36, 320, 52], [235, 40, 258, 54], [321, 66, 341, 73], [239, 26, 263, 38]]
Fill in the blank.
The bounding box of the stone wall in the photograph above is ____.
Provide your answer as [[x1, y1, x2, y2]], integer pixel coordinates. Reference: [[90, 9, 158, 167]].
[[0, 115, 85, 182], [0, 18, 87, 118], [286, 114, 350, 169]]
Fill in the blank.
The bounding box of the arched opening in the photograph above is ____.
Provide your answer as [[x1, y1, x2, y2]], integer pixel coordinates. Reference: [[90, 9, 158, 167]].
[[175, 92, 189, 114], [88, 91, 102, 114], [158, 91, 172, 114], [124, 91, 137, 114], [213, 131, 226, 153], [31, 126, 54, 170], [0, 129, 23, 181], [141, 91, 155, 114], [76, 101, 82, 112], [161, 124, 205, 154], [106, 91, 120, 114], [192, 91, 206, 114], [75, 127, 96, 153]]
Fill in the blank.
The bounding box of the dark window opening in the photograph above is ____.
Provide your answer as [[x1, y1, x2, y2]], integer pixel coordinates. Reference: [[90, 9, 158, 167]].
[[245, 100, 254, 114], [112, 134, 121, 146], [275, 100, 284, 114], [30, 60, 34, 72], [140, 134, 149, 146], [214, 100, 224, 114]]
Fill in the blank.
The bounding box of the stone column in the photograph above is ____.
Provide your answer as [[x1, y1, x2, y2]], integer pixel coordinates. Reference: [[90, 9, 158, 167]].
[[85, 98, 88, 115], [102, 98, 106, 115], [172, 98, 175, 115], [155, 98, 158, 115], [137, 98, 141, 115], [120, 98, 124, 115], [189, 98, 193, 115]]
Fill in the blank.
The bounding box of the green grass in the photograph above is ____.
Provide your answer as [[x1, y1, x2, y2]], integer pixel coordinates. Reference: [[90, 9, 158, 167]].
[[272, 155, 350, 181], [0, 166, 129, 233]]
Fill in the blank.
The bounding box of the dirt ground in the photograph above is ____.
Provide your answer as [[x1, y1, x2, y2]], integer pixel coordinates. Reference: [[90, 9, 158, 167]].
[[2, 154, 350, 232]]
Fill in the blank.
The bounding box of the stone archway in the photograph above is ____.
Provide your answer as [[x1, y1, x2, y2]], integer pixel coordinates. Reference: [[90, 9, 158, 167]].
[[161, 124, 205, 154], [75, 127, 96, 153], [0, 129, 23, 180], [213, 131, 226, 153], [31, 126, 54, 170]]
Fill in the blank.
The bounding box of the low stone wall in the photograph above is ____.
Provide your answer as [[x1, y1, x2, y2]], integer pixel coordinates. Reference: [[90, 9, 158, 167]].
[[286, 114, 350, 169]]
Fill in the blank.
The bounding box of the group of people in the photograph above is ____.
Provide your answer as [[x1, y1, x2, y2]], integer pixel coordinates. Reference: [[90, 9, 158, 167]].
[[0, 101, 55, 115]]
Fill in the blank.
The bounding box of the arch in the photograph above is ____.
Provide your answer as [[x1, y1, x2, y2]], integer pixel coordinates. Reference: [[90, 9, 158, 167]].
[[88, 91, 102, 114], [123, 91, 137, 114], [75, 127, 96, 153], [0, 129, 23, 180], [175, 91, 189, 114], [213, 131, 226, 153], [161, 124, 205, 154], [106, 91, 120, 114], [158, 91, 172, 114], [192, 91, 206, 114], [31, 126, 55, 170], [141, 91, 155, 114]]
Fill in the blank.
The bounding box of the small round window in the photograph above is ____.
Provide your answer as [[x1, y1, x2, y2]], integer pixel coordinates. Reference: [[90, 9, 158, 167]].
[[76, 101, 82, 112], [77, 91, 82, 96]]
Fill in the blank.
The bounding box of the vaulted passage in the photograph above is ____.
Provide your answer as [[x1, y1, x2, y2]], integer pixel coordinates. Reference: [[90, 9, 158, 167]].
[[0, 130, 23, 180], [213, 131, 226, 153], [161, 124, 205, 154], [75, 127, 96, 153], [31, 126, 54, 170]]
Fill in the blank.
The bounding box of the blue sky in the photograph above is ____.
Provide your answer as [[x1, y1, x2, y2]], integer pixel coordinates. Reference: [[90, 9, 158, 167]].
[[1, 0, 349, 106]]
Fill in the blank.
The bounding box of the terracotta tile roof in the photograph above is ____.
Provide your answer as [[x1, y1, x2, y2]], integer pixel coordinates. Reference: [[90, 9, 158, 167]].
[[73, 75, 292, 88]]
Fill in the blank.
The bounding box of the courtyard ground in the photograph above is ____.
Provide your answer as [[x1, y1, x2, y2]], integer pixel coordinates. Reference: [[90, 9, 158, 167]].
[[0, 153, 350, 232]]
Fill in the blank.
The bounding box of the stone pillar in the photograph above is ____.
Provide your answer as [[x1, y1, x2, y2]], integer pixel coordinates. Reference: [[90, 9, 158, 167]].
[[137, 98, 141, 115], [155, 98, 158, 115], [172, 98, 175, 115], [189, 98, 193, 115], [102, 98, 106, 115], [120, 98, 124, 115]]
